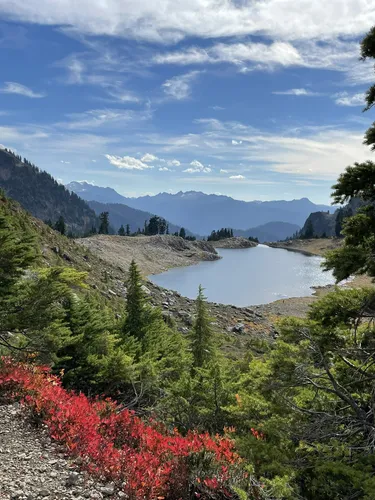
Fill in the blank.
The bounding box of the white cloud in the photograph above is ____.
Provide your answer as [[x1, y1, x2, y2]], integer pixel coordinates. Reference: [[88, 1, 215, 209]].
[[162, 71, 201, 100], [211, 106, 225, 111], [183, 159, 212, 173], [190, 160, 204, 168], [141, 153, 159, 162], [58, 108, 151, 130], [232, 140, 243, 145], [0, 82, 45, 98], [273, 88, 320, 96], [159, 166, 171, 171], [3, 0, 371, 44], [60, 160, 71, 164], [0, 125, 49, 142], [229, 174, 246, 180], [103, 84, 140, 103], [153, 37, 371, 83], [220, 169, 228, 173], [105, 154, 154, 170], [56, 54, 85, 84], [145, 117, 374, 181], [334, 92, 365, 107], [167, 159, 181, 167], [154, 41, 302, 69]]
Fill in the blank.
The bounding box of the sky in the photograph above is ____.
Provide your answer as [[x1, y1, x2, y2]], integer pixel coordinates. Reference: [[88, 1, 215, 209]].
[[0, 1, 375, 204]]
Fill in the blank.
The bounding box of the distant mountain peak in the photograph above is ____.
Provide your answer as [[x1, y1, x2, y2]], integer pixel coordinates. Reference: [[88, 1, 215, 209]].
[[67, 182, 333, 235]]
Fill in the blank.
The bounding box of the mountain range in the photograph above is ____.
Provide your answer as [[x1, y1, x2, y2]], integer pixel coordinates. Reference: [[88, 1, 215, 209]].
[[233, 222, 300, 243], [67, 181, 334, 238]]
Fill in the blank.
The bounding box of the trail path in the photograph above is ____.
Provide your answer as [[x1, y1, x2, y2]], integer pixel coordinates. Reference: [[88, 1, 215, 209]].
[[0, 404, 123, 500]]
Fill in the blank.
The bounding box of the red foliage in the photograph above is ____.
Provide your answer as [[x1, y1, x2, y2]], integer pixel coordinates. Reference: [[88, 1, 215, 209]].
[[0, 358, 243, 499], [250, 428, 265, 441]]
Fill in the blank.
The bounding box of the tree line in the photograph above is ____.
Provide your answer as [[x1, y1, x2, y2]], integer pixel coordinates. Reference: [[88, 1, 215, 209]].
[[48, 211, 193, 241]]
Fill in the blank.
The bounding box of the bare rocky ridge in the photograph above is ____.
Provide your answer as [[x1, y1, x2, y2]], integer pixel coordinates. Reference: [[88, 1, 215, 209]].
[[76, 234, 219, 276], [0, 404, 123, 499], [212, 237, 257, 249]]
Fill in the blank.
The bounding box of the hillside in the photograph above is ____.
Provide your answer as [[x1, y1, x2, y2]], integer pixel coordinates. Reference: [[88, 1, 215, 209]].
[[87, 200, 191, 235], [0, 192, 273, 357], [0, 149, 98, 234], [0, 149, 97, 233], [67, 182, 334, 234], [299, 198, 364, 238], [234, 221, 300, 242]]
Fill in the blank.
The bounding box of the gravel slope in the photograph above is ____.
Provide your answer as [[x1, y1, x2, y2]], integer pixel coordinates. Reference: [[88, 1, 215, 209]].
[[0, 404, 123, 499]]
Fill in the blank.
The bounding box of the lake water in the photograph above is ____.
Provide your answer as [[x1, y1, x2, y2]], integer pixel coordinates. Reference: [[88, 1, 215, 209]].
[[149, 244, 336, 306]]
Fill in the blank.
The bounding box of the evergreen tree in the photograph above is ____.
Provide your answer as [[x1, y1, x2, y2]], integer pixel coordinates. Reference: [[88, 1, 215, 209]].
[[126, 224, 130, 236], [0, 213, 37, 297], [323, 27, 375, 280], [118, 224, 126, 236], [304, 219, 314, 239], [335, 208, 344, 237], [145, 216, 168, 235], [190, 286, 214, 369], [98, 212, 109, 234], [58, 294, 134, 396], [179, 227, 186, 239], [207, 228, 234, 241], [122, 260, 147, 342], [166, 224, 169, 235], [54, 216, 66, 235]]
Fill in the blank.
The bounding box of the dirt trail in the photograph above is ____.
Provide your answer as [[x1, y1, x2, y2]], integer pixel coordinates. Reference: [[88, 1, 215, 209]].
[[0, 404, 122, 499]]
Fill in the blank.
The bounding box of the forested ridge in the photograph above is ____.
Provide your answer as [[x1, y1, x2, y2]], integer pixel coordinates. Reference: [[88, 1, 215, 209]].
[[3, 26, 375, 499], [0, 148, 98, 234]]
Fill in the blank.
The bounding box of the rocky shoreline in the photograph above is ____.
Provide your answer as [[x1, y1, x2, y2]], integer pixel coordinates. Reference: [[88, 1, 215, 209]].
[[267, 238, 342, 256]]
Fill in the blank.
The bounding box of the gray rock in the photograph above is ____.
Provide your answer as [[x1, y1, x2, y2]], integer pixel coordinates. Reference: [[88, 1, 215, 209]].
[[141, 285, 151, 295], [11, 490, 24, 499], [66, 472, 80, 486], [232, 323, 245, 333], [99, 485, 115, 496]]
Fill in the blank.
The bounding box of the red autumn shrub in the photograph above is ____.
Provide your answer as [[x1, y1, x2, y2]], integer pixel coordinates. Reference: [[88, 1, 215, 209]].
[[0, 358, 249, 499]]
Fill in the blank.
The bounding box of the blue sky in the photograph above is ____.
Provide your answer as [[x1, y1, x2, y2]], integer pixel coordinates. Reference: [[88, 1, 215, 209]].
[[0, 1, 375, 204]]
